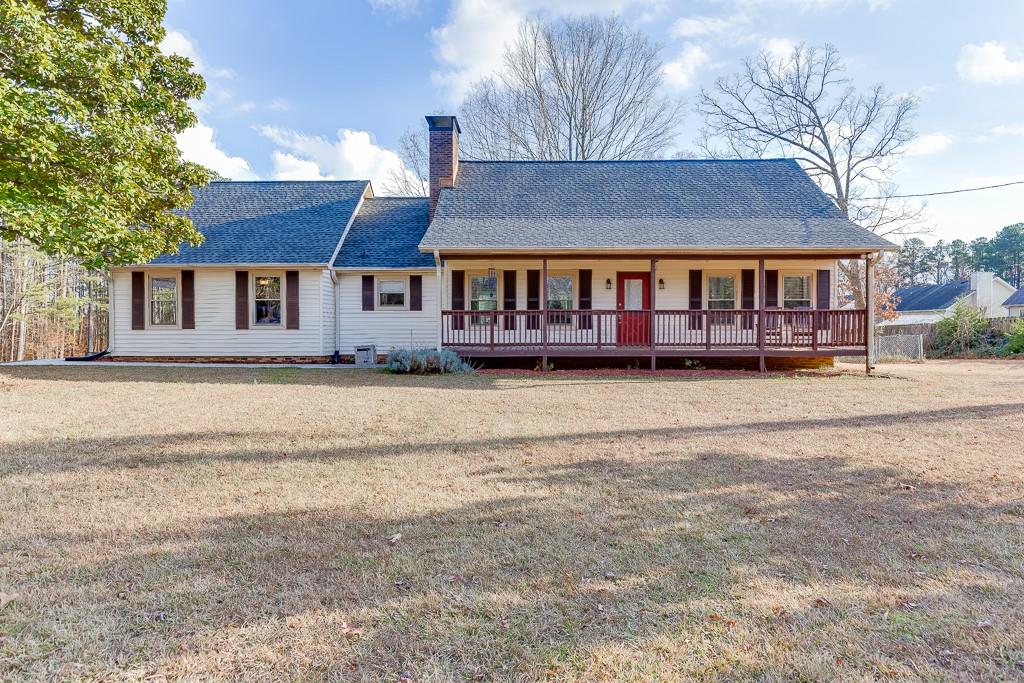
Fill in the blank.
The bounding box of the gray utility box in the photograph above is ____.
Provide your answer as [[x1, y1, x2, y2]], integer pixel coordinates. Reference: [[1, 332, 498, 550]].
[[354, 344, 377, 366]]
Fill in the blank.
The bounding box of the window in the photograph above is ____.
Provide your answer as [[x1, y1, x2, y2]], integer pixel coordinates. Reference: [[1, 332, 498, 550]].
[[783, 275, 812, 309], [378, 279, 406, 308], [470, 274, 497, 324], [254, 275, 282, 325], [707, 275, 736, 310], [547, 275, 573, 323], [150, 277, 177, 326]]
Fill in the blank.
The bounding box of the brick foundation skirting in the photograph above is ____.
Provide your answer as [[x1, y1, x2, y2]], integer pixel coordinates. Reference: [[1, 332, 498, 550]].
[[103, 356, 333, 364]]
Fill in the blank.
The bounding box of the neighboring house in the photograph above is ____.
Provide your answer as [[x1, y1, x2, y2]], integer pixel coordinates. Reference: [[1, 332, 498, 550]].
[[108, 114, 895, 370], [1004, 288, 1024, 317], [883, 272, 1018, 326]]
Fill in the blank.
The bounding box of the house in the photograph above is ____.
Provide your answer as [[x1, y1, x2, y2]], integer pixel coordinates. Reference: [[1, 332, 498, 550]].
[[883, 272, 1018, 326], [1004, 288, 1024, 317], [107, 114, 894, 371]]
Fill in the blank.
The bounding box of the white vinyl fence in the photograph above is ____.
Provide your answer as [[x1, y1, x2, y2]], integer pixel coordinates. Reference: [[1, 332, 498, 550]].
[[875, 334, 924, 362]]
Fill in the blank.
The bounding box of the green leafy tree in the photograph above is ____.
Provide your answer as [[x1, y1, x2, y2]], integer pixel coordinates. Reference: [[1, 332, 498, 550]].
[[989, 223, 1024, 289], [896, 237, 929, 286], [1, 0, 209, 269], [947, 239, 972, 281], [924, 240, 949, 284]]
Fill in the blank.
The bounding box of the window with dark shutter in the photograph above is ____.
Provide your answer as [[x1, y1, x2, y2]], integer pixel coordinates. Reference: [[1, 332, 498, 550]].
[[235, 271, 249, 329], [361, 275, 375, 311], [131, 272, 145, 330], [450, 270, 465, 330], [410, 275, 422, 311], [286, 270, 300, 329], [526, 269, 540, 330], [181, 270, 195, 329], [502, 270, 516, 329], [578, 269, 592, 330], [817, 269, 831, 330]]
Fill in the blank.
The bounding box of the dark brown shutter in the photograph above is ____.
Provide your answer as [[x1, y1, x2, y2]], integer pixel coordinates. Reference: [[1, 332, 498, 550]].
[[688, 269, 702, 330], [765, 270, 779, 308], [526, 269, 540, 330], [235, 271, 249, 329], [450, 270, 465, 330], [578, 269, 593, 330], [409, 275, 422, 311], [361, 275, 374, 311], [181, 270, 195, 329], [816, 269, 831, 309], [741, 269, 755, 329], [502, 270, 517, 330], [286, 270, 299, 329], [131, 272, 145, 330], [816, 269, 831, 330]]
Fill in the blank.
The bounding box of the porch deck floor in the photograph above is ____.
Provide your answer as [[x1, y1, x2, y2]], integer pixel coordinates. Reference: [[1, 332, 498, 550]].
[[445, 345, 867, 358]]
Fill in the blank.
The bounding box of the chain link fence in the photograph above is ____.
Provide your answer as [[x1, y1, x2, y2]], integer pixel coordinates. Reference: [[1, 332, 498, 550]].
[[875, 334, 924, 362]]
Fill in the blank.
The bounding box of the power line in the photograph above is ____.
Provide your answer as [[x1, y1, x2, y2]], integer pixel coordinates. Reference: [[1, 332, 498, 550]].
[[866, 179, 1024, 200]]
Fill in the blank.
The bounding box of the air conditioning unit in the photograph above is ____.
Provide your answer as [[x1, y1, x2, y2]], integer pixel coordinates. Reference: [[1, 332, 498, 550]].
[[354, 344, 377, 366]]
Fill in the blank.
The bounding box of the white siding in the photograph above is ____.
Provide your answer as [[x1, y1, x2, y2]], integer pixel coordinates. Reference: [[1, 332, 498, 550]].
[[320, 270, 336, 355], [338, 270, 438, 353], [110, 267, 326, 357]]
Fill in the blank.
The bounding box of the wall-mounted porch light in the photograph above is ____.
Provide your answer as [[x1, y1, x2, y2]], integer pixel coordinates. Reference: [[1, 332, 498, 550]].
[[605, 278, 613, 290], [658, 278, 665, 290]]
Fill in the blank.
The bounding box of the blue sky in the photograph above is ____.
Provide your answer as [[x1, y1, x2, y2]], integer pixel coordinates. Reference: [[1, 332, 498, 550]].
[[164, 0, 1024, 244]]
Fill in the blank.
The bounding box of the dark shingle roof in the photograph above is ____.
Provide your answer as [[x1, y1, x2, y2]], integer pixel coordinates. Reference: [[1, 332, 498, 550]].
[[1004, 288, 1024, 307], [333, 197, 434, 269], [149, 181, 368, 265], [420, 159, 895, 251], [894, 280, 971, 311]]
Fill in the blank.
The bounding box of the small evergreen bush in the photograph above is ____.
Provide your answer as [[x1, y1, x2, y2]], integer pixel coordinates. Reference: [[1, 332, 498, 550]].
[[385, 348, 474, 374], [1001, 318, 1024, 356], [934, 300, 989, 356]]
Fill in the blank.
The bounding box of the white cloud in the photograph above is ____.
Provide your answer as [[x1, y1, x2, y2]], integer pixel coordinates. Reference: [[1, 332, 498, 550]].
[[763, 37, 797, 61], [662, 44, 711, 90], [671, 14, 746, 38], [176, 122, 258, 180], [270, 152, 328, 181], [256, 125, 416, 191], [269, 98, 294, 112], [956, 42, 1024, 85], [971, 124, 1024, 143], [905, 132, 953, 157], [430, 0, 661, 103], [369, 0, 421, 13]]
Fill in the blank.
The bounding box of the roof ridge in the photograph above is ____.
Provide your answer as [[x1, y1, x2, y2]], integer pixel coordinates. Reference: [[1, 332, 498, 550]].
[[457, 158, 798, 165]]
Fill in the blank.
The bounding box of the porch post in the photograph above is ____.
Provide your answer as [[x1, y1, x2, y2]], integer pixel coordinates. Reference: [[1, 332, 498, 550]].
[[541, 257, 548, 371], [650, 258, 657, 371], [434, 251, 443, 351], [865, 254, 875, 375], [758, 257, 766, 374]]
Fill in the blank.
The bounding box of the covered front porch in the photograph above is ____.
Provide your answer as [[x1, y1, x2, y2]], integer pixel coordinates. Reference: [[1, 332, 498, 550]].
[[436, 254, 875, 371]]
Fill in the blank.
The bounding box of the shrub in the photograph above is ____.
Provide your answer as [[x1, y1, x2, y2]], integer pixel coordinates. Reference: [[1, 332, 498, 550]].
[[385, 348, 474, 374], [934, 300, 989, 356], [1001, 318, 1024, 356]]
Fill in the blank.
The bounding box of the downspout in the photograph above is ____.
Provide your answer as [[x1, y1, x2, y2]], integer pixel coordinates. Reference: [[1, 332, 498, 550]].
[[330, 270, 341, 363], [434, 250, 443, 351]]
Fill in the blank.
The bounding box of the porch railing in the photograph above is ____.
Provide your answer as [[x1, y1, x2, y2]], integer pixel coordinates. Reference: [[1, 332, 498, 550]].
[[441, 309, 867, 351]]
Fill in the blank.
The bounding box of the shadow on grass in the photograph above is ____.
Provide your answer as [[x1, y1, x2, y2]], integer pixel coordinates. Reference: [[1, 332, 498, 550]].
[[4, 445, 1021, 680]]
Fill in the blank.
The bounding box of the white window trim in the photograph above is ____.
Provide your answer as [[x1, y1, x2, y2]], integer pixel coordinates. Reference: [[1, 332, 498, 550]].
[[376, 276, 409, 311], [781, 271, 815, 310], [251, 271, 286, 328], [467, 270, 500, 327], [705, 270, 739, 310], [146, 271, 181, 330]]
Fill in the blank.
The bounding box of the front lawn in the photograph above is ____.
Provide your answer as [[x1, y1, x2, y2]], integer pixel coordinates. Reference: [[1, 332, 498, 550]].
[[1, 361, 1022, 680]]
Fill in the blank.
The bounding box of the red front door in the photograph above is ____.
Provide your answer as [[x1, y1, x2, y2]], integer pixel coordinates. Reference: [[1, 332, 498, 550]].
[[616, 273, 651, 346]]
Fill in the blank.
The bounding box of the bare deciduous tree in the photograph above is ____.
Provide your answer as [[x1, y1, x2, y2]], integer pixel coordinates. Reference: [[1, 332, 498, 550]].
[[382, 123, 429, 197], [459, 15, 684, 161], [697, 44, 925, 307]]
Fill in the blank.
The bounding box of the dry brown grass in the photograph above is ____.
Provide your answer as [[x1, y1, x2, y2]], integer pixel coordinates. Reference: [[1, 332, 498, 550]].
[[1, 361, 1022, 681]]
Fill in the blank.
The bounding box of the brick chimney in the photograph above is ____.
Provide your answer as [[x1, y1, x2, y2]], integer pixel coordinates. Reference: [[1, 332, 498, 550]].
[[426, 115, 460, 220]]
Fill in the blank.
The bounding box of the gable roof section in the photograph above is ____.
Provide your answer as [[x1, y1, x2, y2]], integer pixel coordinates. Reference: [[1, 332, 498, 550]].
[[149, 181, 368, 265], [333, 197, 434, 269], [1004, 288, 1024, 307], [421, 159, 895, 252], [894, 280, 971, 312]]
